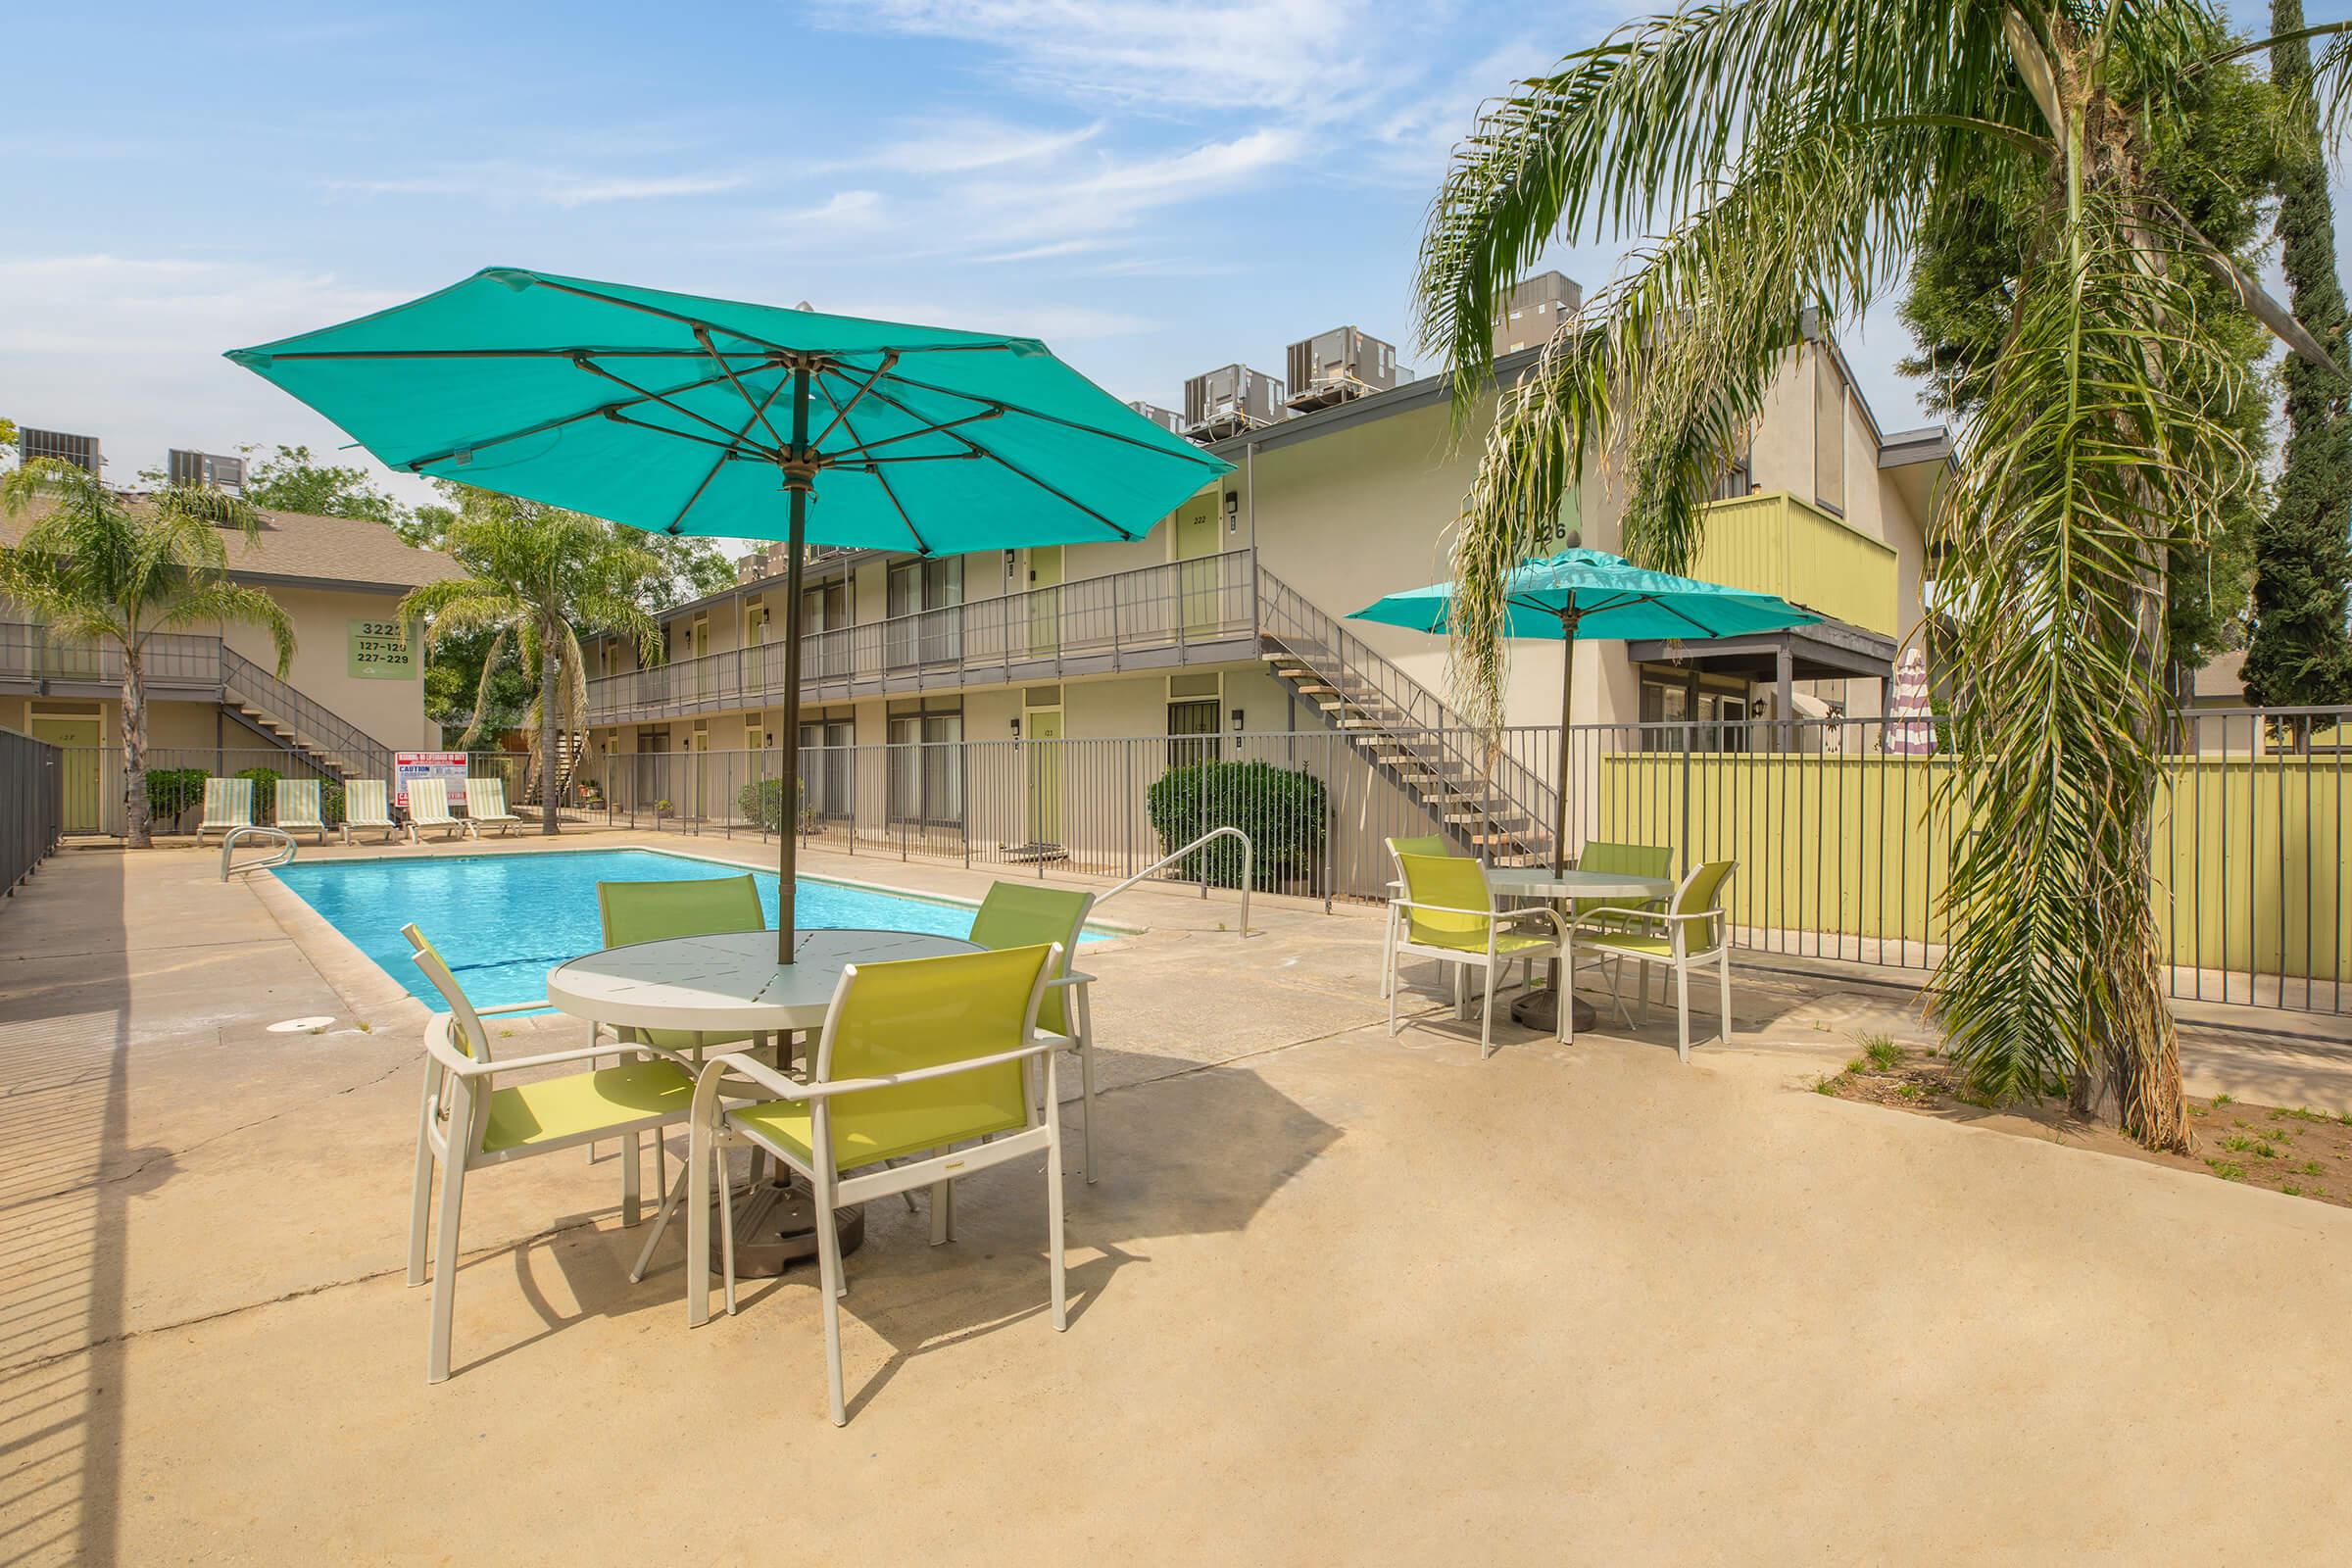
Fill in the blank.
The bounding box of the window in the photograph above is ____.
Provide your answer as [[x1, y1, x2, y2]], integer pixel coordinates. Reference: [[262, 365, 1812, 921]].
[[1814, 349, 1847, 514], [1711, 438, 1754, 501], [1640, 678, 1692, 752], [1167, 698, 1221, 767], [886, 558, 963, 668], [887, 706, 963, 824], [798, 716, 855, 818]]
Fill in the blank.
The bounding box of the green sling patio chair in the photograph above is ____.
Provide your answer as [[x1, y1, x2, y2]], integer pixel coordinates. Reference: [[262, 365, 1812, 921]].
[[401, 923, 695, 1383], [595, 873, 771, 1280], [1380, 833, 1457, 1001], [1388, 852, 1568, 1057], [341, 779, 410, 845], [273, 778, 328, 843], [195, 777, 252, 846], [1569, 859, 1738, 1062], [1571, 841, 1674, 924], [465, 776, 523, 835], [684, 942, 1067, 1426], [968, 881, 1101, 1182]]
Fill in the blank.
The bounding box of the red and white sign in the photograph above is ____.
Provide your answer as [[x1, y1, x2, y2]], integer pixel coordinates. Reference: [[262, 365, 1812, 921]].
[[393, 751, 468, 809]]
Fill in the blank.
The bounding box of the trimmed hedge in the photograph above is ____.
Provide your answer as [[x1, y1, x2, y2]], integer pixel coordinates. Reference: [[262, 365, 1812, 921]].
[[234, 765, 345, 826], [1145, 759, 1326, 890], [146, 767, 208, 831]]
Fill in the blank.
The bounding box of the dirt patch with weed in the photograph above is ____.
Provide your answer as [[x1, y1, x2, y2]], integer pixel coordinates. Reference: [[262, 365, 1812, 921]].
[[1815, 1035, 2352, 1209]]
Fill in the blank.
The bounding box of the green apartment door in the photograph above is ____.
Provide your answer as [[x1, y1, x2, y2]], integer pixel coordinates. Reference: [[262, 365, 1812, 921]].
[[1025, 707, 1063, 845], [30, 716, 101, 832], [1026, 547, 1062, 657], [1174, 496, 1221, 637]]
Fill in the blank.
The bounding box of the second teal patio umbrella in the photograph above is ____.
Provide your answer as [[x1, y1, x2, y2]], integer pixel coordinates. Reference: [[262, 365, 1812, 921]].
[[1348, 538, 1823, 876], [229, 266, 1229, 961]]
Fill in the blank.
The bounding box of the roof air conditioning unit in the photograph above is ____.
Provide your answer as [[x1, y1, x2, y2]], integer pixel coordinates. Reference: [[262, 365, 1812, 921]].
[[167, 449, 247, 491], [1284, 327, 1398, 414], [1125, 400, 1185, 436], [1182, 365, 1288, 442], [18, 427, 103, 475]]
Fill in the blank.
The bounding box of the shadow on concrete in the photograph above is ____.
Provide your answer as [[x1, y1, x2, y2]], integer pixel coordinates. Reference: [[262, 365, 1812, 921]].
[[454, 1043, 1342, 1414], [0, 853, 129, 1568]]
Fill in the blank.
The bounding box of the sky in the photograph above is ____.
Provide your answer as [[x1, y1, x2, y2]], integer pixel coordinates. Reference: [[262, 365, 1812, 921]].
[[2, 0, 2344, 520]]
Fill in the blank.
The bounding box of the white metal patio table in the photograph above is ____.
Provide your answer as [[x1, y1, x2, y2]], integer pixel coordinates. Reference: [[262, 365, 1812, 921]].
[[548, 927, 981, 1275], [1487, 868, 1675, 1033]]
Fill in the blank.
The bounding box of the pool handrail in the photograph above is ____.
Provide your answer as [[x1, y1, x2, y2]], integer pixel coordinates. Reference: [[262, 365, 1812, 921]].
[[221, 824, 298, 881], [1096, 827, 1250, 938]]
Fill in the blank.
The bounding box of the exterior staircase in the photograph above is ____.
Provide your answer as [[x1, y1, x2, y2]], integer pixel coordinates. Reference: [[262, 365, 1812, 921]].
[[523, 732, 587, 806], [1254, 566, 1557, 864], [219, 647, 396, 785]]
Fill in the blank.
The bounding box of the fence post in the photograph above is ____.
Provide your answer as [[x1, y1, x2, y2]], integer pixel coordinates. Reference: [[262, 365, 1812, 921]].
[[1323, 730, 1335, 913], [1680, 739, 1692, 877], [1125, 741, 1136, 880]]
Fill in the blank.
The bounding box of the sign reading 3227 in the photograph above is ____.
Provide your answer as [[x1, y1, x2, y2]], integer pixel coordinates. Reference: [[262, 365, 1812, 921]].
[[348, 617, 418, 680]]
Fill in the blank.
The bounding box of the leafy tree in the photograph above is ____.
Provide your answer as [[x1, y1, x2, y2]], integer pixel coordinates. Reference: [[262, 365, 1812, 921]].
[[1413, 3, 2352, 1153], [2243, 0, 2352, 736], [645, 532, 737, 610], [0, 461, 294, 847], [399, 487, 665, 833], [240, 443, 409, 525], [1895, 42, 2281, 690]]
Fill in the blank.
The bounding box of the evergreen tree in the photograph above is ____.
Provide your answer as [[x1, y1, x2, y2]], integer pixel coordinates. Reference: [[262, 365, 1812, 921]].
[[2244, 0, 2352, 734]]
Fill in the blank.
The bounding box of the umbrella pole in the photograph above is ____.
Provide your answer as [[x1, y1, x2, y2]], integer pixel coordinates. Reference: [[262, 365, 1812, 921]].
[[1552, 612, 1579, 876], [777, 362, 812, 964]]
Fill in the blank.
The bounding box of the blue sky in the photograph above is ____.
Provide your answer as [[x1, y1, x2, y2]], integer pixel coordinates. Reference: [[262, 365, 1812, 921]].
[[1, 0, 2339, 515]]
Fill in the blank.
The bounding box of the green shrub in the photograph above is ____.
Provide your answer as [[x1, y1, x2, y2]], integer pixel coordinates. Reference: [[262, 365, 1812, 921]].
[[320, 782, 347, 827], [145, 767, 208, 830], [234, 766, 284, 817], [737, 775, 807, 832], [1145, 759, 1327, 890]]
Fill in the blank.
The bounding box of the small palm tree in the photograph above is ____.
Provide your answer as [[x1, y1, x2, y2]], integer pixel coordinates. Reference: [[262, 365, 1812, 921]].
[[1414, 3, 2352, 1152], [400, 489, 663, 835], [0, 460, 295, 848]]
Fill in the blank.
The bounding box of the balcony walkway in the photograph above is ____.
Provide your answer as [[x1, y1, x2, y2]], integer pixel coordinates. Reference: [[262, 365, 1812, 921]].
[[2, 835, 2348, 1562]]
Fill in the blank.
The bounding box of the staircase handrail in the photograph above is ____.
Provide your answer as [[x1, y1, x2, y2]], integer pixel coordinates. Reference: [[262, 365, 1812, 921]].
[[1252, 565, 1557, 849], [220, 646, 397, 782]]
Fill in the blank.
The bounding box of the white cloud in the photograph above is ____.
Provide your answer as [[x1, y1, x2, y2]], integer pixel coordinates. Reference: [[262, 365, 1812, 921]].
[[327, 163, 748, 207], [856, 118, 1104, 175]]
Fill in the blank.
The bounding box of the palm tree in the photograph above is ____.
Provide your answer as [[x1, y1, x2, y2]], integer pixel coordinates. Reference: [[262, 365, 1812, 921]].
[[399, 489, 664, 835], [1414, 2, 2352, 1153], [0, 460, 295, 848]]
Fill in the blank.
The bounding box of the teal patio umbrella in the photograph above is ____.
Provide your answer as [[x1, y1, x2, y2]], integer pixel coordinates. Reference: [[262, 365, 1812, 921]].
[[230, 267, 1228, 960], [1348, 537, 1822, 878]]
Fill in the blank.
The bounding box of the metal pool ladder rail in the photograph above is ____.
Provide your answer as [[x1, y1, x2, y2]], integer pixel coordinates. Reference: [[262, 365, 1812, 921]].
[[220, 825, 298, 881], [1097, 826, 1252, 937]]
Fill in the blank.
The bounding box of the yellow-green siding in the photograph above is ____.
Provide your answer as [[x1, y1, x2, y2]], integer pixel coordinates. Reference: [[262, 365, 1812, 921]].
[[1696, 492, 1899, 636], [1595, 752, 2350, 982]]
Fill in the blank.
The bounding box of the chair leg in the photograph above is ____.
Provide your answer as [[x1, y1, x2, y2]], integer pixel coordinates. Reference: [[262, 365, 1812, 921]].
[[629, 1160, 695, 1283], [1638, 960, 1652, 1023], [687, 1127, 713, 1328], [814, 1165, 849, 1427], [407, 1084, 437, 1288], [1046, 1056, 1068, 1333], [621, 1129, 641, 1227], [930, 1179, 955, 1245], [1479, 960, 1496, 1059], [717, 1143, 738, 1317], [1388, 950, 1402, 1036], [1718, 950, 1734, 1047], [1076, 985, 1099, 1184], [425, 1152, 466, 1384], [1675, 963, 1691, 1063], [1379, 906, 1396, 1000]]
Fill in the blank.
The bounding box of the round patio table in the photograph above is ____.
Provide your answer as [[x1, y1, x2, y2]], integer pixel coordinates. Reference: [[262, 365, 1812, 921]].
[[547, 927, 982, 1276], [1486, 868, 1675, 1033]]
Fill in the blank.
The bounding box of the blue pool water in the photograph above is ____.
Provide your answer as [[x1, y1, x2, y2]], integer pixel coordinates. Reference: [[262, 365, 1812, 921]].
[[272, 848, 1106, 1012]]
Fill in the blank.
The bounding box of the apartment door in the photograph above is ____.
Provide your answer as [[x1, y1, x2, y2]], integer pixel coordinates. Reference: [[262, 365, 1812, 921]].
[[1026, 547, 1062, 658], [685, 726, 708, 819], [1024, 706, 1063, 845], [688, 616, 710, 703], [1173, 497, 1222, 638], [1166, 698, 1220, 769], [30, 715, 101, 832]]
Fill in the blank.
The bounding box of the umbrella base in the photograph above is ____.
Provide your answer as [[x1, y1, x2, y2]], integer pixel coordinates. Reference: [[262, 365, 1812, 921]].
[[1511, 988, 1597, 1034], [719, 1179, 865, 1278]]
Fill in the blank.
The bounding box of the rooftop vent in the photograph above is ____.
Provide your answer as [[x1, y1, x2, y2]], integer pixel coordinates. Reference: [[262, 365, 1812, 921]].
[[1125, 400, 1185, 436], [736, 552, 771, 584], [17, 427, 102, 475], [1284, 327, 1397, 414], [168, 449, 246, 492], [1183, 365, 1288, 442], [1493, 271, 1583, 359]]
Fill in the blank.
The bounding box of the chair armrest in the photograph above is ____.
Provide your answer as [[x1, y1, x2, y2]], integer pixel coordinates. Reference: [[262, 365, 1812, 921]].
[[442, 1040, 695, 1079], [1046, 970, 1097, 990], [1392, 898, 1506, 920], [698, 1037, 1063, 1104]]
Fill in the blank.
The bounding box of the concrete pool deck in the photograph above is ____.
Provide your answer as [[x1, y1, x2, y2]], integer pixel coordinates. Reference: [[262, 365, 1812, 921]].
[[3, 832, 2350, 1563]]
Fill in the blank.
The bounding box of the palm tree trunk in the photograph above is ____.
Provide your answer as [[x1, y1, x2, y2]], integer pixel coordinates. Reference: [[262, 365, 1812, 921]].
[[122, 643, 152, 850], [540, 626, 561, 836]]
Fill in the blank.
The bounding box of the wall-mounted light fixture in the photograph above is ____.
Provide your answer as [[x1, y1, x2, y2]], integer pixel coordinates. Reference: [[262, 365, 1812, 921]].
[[1009, 715, 1022, 739], [1223, 491, 1240, 533], [1231, 706, 1245, 750]]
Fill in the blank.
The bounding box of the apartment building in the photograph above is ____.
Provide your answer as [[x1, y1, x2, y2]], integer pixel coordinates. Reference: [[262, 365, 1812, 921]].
[[1, 501, 461, 830], [577, 300, 1948, 861]]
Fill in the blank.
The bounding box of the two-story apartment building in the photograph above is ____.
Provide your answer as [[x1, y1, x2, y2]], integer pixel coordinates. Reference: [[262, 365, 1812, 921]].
[[576, 295, 1948, 864], [1, 500, 462, 831]]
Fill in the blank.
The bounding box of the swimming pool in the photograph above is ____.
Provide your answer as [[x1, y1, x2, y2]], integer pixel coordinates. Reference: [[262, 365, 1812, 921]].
[[272, 848, 1109, 1012]]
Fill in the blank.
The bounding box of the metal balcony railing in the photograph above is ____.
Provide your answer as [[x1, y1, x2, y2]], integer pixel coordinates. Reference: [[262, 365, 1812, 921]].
[[584, 548, 1259, 723]]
